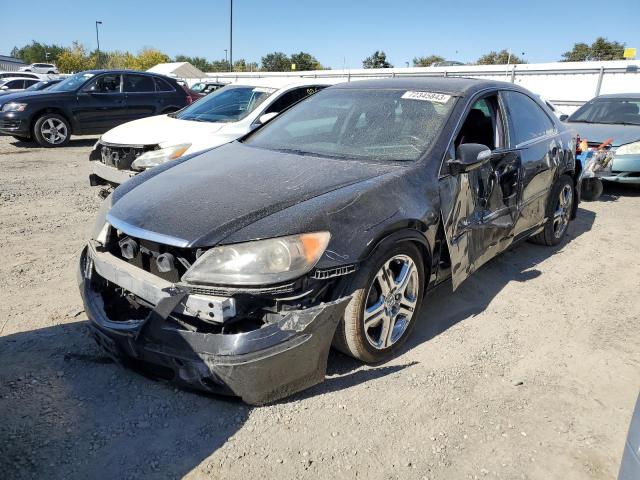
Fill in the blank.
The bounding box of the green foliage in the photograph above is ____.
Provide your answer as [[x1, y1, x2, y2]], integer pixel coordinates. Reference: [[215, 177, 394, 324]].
[[413, 55, 445, 67], [135, 48, 171, 71], [476, 49, 526, 65], [362, 51, 393, 68], [261, 52, 292, 71], [561, 37, 625, 61], [290, 52, 322, 71], [57, 42, 94, 73], [10, 41, 65, 64], [233, 59, 259, 72]]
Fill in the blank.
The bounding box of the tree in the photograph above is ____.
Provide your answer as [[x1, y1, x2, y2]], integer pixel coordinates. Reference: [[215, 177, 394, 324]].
[[105, 50, 139, 70], [174, 54, 211, 72], [362, 50, 392, 68], [11, 41, 65, 64], [233, 58, 259, 72], [261, 52, 291, 71], [290, 51, 322, 71], [413, 55, 445, 67], [56, 42, 93, 73], [562, 37, 625, 62], [476, 49, 526, 65], [135, 47, 170, 71]]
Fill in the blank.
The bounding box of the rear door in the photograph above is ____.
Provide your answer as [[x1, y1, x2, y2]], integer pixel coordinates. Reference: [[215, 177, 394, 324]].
[[74, 73, 127, 133], [439, 93, 522, 289], [123, 73, 159, 121], [500, 90, 560, 236]]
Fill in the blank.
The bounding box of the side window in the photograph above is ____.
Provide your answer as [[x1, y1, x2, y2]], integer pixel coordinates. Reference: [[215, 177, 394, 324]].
[[24, 79, 38, 87], [124, 74, 155, 93], [502, 91, 555, 146], [154, 77, 174, 92], [455, 96, 500, 150], [7, 80, 24, 88], [86, 74, 122, 93], [265, 86, 325, 114]]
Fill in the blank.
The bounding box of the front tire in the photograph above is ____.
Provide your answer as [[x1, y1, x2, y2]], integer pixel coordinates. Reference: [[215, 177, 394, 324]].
[[529, 175, 575, 246], [334, 242, 424, 363], [33, 113, 70, 147]]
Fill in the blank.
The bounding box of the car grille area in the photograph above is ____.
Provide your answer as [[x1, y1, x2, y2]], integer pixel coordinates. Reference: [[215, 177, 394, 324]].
[[97, 143, 156, 170], [106, 228, 198, 283]]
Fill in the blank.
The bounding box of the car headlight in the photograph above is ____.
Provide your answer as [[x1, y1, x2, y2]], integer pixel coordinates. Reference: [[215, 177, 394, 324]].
[[130, 143, 191, 171], [1, 102, 27, 112], [615, 141, 640, 156], [182, 232, 331, 286], [91, 194, 112, 244]]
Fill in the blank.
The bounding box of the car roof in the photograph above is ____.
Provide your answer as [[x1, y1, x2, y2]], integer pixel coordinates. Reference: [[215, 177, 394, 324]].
[[331, 77, 517, 96], [595, 93, 640, 99], [227, 77, 344, 90], [0, 77, 34, 82]]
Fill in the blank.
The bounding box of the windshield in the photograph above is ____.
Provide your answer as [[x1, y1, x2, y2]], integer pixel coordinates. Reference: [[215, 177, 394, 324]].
[[47, 72, 95, 92], [191, 83, 205, 93], [244, 88, 455, 162], [569, 97, 640, 125], [175, 85, 275, 123], [26, 81, 48, 91]]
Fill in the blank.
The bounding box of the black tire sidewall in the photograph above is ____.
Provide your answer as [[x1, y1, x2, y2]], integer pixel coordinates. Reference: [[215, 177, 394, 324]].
[[338, 242, 425, 363], [34, 113, 70, 148]]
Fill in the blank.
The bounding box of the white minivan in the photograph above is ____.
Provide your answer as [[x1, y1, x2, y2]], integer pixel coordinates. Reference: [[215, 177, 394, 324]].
[[89, 78, 342, 187]]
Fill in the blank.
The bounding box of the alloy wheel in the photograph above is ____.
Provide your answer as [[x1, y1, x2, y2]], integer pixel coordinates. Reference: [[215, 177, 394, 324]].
[[553, 184, 573, 239], [363, 254, 419, 349], [40, 118, 68, 145]]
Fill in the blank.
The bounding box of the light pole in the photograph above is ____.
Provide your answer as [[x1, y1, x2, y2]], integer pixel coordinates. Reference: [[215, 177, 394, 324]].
[[229, 0, 233, 72], [95, 21, 103, 68], [224, 49, 228, 70]]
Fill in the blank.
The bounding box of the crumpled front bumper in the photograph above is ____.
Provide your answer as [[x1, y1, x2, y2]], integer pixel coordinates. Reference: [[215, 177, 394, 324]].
[[78, 244, 349, 405]]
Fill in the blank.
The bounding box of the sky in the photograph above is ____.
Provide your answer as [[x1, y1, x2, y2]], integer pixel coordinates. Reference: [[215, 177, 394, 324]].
[[2, 0, 639, 68]]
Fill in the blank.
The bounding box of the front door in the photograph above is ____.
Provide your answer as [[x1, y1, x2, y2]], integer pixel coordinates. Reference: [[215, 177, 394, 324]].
[[74, 73, 127, 133], [439, 94, 522, 289]]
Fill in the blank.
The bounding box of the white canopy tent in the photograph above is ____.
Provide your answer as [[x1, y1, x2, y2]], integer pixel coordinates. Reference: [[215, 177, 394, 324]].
[[147, 62, 206, 80]]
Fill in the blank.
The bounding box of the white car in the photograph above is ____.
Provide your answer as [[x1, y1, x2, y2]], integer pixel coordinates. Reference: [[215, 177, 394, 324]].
[[0, 77, 40, 94], [89, 78, 342, 187], [19, 63, 58, 74]]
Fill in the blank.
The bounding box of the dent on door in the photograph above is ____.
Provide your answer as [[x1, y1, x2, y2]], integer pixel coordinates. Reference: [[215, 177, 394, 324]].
[[439, 151, 521, 289]]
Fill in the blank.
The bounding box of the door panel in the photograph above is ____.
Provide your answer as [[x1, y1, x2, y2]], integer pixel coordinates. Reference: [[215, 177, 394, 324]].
[[440, 150, 521, 289], [73, 74, 126, 133]]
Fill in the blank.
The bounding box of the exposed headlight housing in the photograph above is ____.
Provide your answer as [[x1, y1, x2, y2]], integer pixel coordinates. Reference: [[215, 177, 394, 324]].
[[130, 143, 191, 171], [182, 232, 331, 286], [615, 141, 640, 156], [1, 102, 27, 112]]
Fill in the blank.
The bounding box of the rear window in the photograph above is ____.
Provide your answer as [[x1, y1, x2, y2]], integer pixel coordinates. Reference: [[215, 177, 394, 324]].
[[154, 77, 175, 92]]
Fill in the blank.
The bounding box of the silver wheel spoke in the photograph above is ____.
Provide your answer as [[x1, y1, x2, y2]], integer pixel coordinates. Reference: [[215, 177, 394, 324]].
[[380, 314, 395, 348], [376, 263, 394, 296], [364, 299, 385, 328]]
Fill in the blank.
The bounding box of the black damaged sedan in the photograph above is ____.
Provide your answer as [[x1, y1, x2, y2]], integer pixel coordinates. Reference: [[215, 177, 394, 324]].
[[79, 78, 581, 404]]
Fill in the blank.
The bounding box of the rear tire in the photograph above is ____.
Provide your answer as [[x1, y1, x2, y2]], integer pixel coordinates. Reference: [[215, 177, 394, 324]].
[[333, 242, 424, 363], [33, 113, 70, 147], [529, 175, 575, 246]]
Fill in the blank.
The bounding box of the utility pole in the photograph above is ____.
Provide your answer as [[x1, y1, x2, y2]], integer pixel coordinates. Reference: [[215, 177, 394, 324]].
[[224, 49, 228, 70], [95, 21, 103, 68], [229, 0, 233, 72]]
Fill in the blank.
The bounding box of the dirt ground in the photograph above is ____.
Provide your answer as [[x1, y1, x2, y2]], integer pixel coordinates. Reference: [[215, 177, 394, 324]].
[[0, 134, 638, 480]]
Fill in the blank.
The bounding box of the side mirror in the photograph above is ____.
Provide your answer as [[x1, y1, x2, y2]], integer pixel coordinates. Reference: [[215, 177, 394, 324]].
[[258, 112, 279, 125], [448, 143, 492, 175], [559, 114, 569, 121]]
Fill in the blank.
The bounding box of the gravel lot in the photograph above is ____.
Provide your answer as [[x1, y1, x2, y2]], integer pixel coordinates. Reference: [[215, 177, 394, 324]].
[[0, 134, 638, 480]]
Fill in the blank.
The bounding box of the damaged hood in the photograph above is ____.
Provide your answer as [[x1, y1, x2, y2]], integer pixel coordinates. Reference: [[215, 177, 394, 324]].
[[566, 121, 640, 147], [108, 142, 398, 247], [100, 114, 226, 148]]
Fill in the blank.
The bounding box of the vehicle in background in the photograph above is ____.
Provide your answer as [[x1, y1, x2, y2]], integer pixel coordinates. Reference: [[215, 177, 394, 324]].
[[564, 93, 640, 185], [190, 81, 226, 96], [79, 78, 581, 404], [432, 60, 465, 67], [0, 71, 42, 80], [88, 78, 339, 187], [23, 79, 62, 91], [19, 63, 58, 74], [0, 77, 40, 95], [537, 95, 566, 119], [619, 393, 640, 479], [0, 70, 190, 147]]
